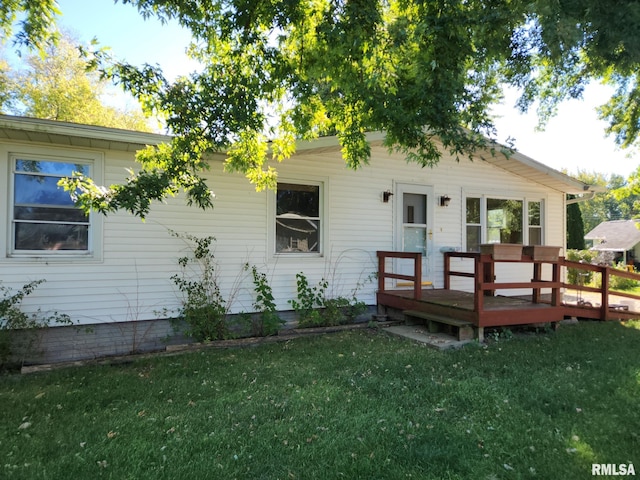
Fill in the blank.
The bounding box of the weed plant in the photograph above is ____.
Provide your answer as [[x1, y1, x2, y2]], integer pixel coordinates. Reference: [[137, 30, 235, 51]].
[[289, 272, 367, 328], [243, 264, 284, 336], [169, 231, 230, 341], [1, 321, 639, 479], [0, 280, 72, 368]]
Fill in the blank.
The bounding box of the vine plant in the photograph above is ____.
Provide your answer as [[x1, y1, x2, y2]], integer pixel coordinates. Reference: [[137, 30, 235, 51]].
[[169, 230, 230, 341], [245, 264, 284, 336]]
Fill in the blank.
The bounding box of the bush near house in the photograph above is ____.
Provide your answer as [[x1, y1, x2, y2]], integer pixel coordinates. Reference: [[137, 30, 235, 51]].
[[0, 280, 72, 369]]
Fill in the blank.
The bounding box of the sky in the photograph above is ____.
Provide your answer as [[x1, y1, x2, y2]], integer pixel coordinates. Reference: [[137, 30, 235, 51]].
[[23, 0, 640, 179]]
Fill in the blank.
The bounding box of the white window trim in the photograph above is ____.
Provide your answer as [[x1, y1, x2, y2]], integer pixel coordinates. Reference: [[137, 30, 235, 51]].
[[463, 193, 546, 250], [1, 144, 104, 262], [268, 177, 328, 259]]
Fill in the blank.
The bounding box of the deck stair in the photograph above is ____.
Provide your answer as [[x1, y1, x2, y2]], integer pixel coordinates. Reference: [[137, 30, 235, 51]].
[[403, 310, 474, 341]]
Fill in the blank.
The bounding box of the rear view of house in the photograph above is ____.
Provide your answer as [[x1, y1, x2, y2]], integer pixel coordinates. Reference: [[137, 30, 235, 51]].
[[0, 115, 598, 364]]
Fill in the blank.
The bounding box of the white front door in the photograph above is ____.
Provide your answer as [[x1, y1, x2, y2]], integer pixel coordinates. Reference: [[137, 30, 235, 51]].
[[395, 183, 434, 285]]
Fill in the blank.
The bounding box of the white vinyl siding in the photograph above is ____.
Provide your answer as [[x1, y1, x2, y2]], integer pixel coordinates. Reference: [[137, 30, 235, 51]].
[[0, 136, 565, 326]]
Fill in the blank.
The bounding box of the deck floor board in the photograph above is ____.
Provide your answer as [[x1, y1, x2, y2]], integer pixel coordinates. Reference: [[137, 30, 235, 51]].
[[377, 288, 561, 328]]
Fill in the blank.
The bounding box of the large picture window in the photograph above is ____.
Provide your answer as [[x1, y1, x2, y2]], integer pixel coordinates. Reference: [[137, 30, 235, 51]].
[[275, 182, 321, 254], [11, 157, 91, 253], [465, 196, 544, 251]]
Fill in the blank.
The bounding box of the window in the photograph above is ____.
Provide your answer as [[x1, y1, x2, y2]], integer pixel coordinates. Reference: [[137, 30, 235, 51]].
[[11, 156, 91, 253], [275, 182, 321, 254], [466, 197, 481, 252], [465, 196, 544, 251], [487, 198, 523, 244], [528, 201, 542, 245]]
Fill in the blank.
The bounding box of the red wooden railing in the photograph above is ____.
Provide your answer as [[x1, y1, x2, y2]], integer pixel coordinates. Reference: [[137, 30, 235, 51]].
[[377, 251, 422, 300], [561, 259, 640, 320], [444, 251, 562, 314], [377, 249, 640, 321]]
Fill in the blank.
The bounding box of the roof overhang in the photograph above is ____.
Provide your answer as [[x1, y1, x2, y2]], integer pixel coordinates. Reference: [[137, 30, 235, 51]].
[[0, 115, 169, 152], [0, 116, 603, 195], [296, 131, 601, 195], [481, 147, 605, 195]]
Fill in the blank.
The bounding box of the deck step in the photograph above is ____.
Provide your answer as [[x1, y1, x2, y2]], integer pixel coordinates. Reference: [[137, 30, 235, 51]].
[[403, 310, 474, 341], [396, 281, 434, 289]]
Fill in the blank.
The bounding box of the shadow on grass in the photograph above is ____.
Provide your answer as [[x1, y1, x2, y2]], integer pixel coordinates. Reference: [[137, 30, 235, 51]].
[[0, 321, 638, 479]]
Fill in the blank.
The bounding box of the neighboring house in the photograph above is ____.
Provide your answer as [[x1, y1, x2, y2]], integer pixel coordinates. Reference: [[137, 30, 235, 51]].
[[0, 115, 598, 363], [584, 219, 640, 266]]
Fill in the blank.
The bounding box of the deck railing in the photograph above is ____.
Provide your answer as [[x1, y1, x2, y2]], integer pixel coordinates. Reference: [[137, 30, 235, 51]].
[[377, 250, 640, 321], [376, 251, 422, 300], [561, 259, 640, 319], [444, 251, 562, 313]]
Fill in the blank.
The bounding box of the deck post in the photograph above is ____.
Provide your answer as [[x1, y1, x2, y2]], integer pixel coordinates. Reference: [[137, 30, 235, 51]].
[[551, 262, 560, 306], [378, 253, 385, 294], [532, 263, 542, 303], [444, 253, 450, 290], [474, 255, 484, 316], [601, 266, 610, 320], [483, 258, 495, 296], [414, 255, 422, 301]]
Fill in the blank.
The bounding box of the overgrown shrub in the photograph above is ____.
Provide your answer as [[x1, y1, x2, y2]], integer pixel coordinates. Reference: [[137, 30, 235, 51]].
[[565, 249, 596, 285], [245, 264, 284, 336], [0, 280, 72, 367], [606, 264, 639, 291], [169, 231, 230, 341], [289, 273, 328, 327], [289, 272, 367, 328]]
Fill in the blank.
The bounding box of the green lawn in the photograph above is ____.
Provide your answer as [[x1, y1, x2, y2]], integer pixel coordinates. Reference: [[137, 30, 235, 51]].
[[1, 321, 639, 479]]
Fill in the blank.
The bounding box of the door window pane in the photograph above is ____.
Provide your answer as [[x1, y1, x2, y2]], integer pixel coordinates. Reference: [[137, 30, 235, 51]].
[[403, 226, 426, 254], [403, 193, 426, 224]]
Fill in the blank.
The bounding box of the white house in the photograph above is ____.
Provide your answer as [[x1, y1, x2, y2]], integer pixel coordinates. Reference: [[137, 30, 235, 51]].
[[0, 115, 597, 363], [584, 219, 640, 266]]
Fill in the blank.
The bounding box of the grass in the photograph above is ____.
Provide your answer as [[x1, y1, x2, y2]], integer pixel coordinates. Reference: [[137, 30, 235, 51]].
[[1, 321, 639, 479]]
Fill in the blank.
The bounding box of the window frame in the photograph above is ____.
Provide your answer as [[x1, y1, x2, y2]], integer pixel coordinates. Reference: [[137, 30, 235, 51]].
[[464, 194, 545, 251], [4, 146, 103, 261], [270, 178, 326, 258]]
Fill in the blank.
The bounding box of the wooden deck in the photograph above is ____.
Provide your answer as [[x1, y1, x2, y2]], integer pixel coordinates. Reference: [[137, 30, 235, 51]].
[[377, 288, 564, 327], [376, 250, 640, 330]]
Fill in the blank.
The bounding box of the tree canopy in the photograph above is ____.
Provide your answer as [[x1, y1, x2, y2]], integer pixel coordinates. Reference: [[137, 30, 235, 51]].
[[3, 0, 640, 218], [574, 170, 640, 235], [1, 32, 152, 131]]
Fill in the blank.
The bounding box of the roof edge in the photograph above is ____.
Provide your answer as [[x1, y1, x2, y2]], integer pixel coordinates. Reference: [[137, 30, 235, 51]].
[[0, 114, 170, 146]]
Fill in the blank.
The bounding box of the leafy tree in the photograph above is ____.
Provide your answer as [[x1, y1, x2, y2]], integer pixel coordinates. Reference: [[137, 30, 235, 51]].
[[0, 0, 59, 50], [2, 1, 640, 218], [610, 165, 640, 219], [0, 54, 11, 111], [1, 32, 152, 131], [574, 170, 640, 234], [566, 196, 585, 250]]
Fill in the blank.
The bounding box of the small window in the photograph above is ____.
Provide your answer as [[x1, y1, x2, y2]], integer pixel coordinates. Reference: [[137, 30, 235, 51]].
[[528, 201, 542, 245], [275, 182, 321, 253], [466, 197, 481, 252], [11, 157, 90, 253]]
